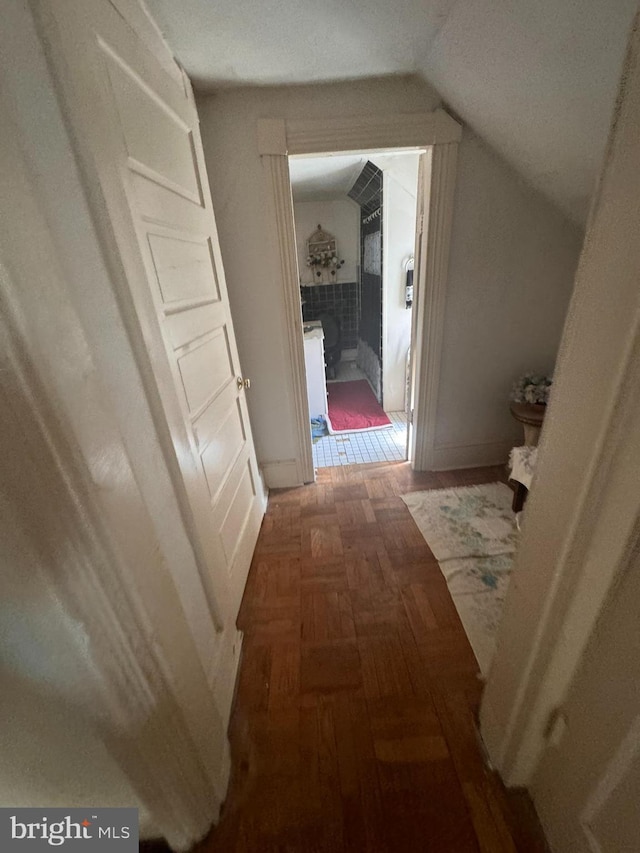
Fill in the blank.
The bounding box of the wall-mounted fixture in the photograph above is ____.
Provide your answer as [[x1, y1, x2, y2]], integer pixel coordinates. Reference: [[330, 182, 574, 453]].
[[404, 256, 414, 309]]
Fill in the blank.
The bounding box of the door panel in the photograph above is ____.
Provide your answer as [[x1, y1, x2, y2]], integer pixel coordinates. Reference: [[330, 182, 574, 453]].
[[219, 463, 256, 566], [132, 171, 204, 230], [200, 406, 246, 501], [104, 51, 203, 202], [164, 303, 221, 351], [46, 0, 264, 624], [176, 331, 233, 415], [147, 233, 220, 305]]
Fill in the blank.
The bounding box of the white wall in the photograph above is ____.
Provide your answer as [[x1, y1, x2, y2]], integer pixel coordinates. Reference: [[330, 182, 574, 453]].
[[433, 134, 582, 468], [371, 153, 420, 413], [198, 75, 581, 482], [293, 198, 359, 285]]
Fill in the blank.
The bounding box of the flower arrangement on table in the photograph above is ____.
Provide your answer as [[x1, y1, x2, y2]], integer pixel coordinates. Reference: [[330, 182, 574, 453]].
[[510, 373, 552, 406]]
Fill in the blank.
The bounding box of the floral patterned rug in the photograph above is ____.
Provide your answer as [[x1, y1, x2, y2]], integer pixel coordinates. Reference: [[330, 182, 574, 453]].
[[401, 483, 516, 674]]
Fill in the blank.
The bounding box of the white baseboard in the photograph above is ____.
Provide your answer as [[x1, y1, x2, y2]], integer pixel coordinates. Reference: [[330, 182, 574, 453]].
[[260, 458, 306, 488], [431, 440, 513, 471]]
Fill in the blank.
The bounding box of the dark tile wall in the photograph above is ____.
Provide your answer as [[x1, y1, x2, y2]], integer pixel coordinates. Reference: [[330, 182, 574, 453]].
[[350, 161, 383, 366], [300, 282, 359, 349], [348, 160, 383, 214], [360, 218, 383, 359]]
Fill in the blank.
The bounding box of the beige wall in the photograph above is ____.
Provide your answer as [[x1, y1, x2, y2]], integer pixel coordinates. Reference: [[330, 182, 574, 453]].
[[198, 75, 582, 478], [434, 133, 582, 468]]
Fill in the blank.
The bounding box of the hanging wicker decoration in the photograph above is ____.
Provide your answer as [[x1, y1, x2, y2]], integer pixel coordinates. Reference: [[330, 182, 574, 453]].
[[304, 224, 345, 284]]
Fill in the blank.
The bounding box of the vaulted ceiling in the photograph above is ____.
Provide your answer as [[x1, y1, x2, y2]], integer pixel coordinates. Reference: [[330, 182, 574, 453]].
[[147, 0, 637, 224]]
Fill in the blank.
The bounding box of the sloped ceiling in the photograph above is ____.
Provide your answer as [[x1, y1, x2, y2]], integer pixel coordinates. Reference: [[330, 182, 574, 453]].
[[147, 0, 637, 224], [289, 150, 419, 201], [289, 154, 368, 202]]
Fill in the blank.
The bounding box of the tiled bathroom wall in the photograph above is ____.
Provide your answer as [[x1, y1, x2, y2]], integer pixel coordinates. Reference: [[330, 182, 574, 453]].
[[300, 282, 359, 350], [348, 161, 383, 401]]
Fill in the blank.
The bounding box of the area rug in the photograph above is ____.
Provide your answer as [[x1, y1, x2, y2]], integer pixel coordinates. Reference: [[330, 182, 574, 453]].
[[401, 483, 517, 673], [326, 379, 392, 434]]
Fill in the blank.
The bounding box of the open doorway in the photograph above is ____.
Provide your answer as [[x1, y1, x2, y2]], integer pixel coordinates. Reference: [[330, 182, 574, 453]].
[[256, 109, 461, 485], [289, 149, 422, 468]]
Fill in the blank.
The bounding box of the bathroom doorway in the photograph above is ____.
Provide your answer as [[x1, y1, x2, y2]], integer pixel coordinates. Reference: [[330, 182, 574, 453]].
[[257, 109, 461, 483], [290, 150, 421, 468]]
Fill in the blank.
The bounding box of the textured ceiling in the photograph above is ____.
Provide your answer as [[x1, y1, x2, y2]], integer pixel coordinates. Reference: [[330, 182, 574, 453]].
[[147, 0, 455, 88], [147, 0, 637, 224]]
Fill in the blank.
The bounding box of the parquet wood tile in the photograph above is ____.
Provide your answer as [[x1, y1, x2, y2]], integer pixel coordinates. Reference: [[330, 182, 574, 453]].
[[197, 462, 548, 853], [300, 639, 363, 696]]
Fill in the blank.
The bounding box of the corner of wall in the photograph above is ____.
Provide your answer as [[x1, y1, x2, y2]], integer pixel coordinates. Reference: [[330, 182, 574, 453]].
[[261, 459, 306, 488]]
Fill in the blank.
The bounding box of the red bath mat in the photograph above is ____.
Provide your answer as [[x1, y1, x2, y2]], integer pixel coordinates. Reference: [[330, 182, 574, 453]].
[[326, 380, 392, 433]]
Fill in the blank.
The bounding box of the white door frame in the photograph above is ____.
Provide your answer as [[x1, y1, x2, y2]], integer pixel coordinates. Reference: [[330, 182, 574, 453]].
[[257, 111, 461, 479]]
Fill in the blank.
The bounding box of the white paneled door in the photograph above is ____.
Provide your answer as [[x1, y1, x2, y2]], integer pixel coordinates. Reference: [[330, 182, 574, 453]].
[[44, 0, 264, 622]]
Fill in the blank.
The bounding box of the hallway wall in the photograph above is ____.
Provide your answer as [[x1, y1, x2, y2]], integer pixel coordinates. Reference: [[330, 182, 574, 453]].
[[198, 75, 581, 483], [433, 133, 582, 468]]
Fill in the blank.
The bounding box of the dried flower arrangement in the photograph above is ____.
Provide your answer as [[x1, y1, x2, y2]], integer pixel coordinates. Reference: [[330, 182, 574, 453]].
[[305, 225, 345, 281], [305, 251, 345, 270], [510, 373, 553, 405]]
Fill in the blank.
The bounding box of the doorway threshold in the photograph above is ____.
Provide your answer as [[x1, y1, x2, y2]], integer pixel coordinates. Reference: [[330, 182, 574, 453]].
[[313, 411, 407, 468]]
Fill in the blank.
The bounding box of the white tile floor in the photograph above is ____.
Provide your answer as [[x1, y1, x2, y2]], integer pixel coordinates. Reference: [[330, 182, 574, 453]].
[[313, 410, 408, 468]]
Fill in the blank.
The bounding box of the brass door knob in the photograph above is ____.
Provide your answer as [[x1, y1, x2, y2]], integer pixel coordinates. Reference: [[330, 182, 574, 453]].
[[237, 376, 251, 390]]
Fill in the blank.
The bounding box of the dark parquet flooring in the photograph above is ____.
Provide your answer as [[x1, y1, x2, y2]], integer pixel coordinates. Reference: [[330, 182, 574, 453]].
[[198, 462, 548, 853]]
